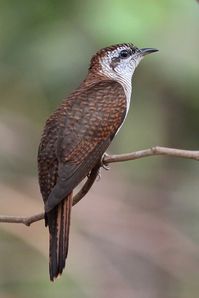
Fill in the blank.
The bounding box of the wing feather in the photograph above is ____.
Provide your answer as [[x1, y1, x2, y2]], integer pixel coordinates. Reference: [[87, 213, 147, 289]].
[[38, 80, 126, 209]]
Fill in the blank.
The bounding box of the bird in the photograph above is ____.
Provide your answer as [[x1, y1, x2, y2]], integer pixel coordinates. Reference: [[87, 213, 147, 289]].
[[38, 43, 158, 281]]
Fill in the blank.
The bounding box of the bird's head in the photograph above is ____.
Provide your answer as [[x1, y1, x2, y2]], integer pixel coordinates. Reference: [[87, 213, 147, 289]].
[[89, 43, 158, 83]]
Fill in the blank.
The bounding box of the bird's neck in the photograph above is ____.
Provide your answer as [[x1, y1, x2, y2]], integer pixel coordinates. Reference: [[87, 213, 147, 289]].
[[83, 70, 132, 97], [81, 70, 132, 117], [116, 73, 132, 115], [81, 71, 108, 87]]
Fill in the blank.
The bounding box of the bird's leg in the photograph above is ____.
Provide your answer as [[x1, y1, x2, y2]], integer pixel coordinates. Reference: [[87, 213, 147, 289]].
[[96, 168, 102, 181], [87, 153, 110, 181], [100, 152, 111, 171]]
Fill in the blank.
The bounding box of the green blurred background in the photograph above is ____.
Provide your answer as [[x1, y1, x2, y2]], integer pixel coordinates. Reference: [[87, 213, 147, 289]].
[[0, 1, 199, 297]]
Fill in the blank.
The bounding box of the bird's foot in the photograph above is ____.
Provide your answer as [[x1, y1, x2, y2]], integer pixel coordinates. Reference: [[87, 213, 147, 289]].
[[101, 153, 110, 171], [96, 169, 101, 181]]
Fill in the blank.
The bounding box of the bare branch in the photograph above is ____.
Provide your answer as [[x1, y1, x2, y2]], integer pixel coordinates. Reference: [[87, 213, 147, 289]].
[[0, 164, 100, 226], [72, 163, 100, 206], [103, 146, 199, 164], [0, 213, 44, 226], [0, 146, 198, 226]]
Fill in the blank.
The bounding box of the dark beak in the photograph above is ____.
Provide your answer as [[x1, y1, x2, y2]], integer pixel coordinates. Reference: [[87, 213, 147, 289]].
[[140, 48, 159, 56]]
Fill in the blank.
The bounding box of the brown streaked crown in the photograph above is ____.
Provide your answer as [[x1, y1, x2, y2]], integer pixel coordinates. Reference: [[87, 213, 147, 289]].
[[89, 43, 137, 71]]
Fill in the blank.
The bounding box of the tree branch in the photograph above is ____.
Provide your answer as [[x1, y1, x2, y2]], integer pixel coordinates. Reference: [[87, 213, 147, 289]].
[[72, 163, 100, 206], [0, 213, 44, 226], [103, 146, 199, 164], [0, 146, 198, 226], [0, 163, 100, 226]]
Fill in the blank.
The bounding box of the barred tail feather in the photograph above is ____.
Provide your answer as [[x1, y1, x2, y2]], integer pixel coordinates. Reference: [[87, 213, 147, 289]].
[[46, 193, 73, 281]]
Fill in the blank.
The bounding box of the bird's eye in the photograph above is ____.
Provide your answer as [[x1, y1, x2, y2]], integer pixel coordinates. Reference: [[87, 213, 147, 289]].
[[119, 49, 131, 59]]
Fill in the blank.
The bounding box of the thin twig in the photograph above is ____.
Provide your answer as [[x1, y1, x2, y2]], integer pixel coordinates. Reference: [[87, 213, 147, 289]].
[[0, 164, 100, 226], [0, 213, 44, 226], [103, 146, 199, 164], [0, 146, 198, 226], [72, 163, 100, 206]]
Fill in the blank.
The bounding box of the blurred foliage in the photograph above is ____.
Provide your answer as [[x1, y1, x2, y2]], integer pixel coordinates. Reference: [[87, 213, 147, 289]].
[[0, 1, 199, 298]]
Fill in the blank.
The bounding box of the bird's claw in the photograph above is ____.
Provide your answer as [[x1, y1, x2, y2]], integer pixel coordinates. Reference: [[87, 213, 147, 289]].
[[101, 153, 110, 171], [96, 169, 101, 181]]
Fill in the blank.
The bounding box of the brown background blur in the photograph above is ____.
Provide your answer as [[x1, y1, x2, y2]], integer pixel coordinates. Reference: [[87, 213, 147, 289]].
[[0, 1, 199, 297]]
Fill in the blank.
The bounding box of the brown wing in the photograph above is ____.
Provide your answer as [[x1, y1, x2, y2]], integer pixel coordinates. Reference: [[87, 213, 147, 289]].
[[38, 80, 126, 212]]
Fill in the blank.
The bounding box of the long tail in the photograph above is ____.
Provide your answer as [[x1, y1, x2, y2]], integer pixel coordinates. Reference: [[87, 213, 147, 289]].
[[46, 192, 73, 281]]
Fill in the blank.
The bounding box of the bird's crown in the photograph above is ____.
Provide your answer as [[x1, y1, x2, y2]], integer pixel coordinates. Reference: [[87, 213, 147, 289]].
[[90, 43, 138, 69]]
